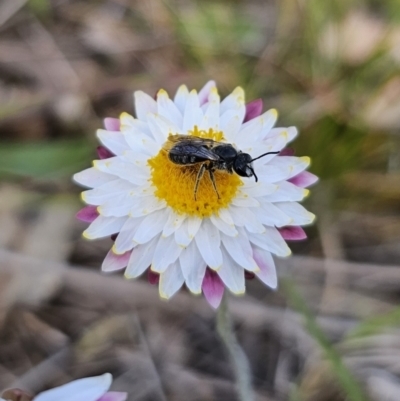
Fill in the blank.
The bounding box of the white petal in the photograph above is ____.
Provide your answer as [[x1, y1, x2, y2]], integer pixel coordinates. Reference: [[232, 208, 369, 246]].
[[129, 196, 166, 218], [98, 184, 152, 216], [221, 230, 258, 271], [125, 236, 158, 278], [252, 246, 277, 289], [286, 126, 299, 142], [162, 212, 186, 237], [263, 181, 309, 202], [175, 216, 202, 246], [120, 112, 136, 129], [154, 112, 184, 135], [241, 181, 277, 198], [198, 80, 216, 105], [194, 219, 222, 270], [217, 208, 235, 225], [102, 249, 131, 272], [121, 150, 150, 167], [201, 102, 209, 114], [96, 129, 128, 156], [256, 201, 292, 227], [73, 168, 115, 188], [132, 210, 169, 244], [198, 87, 219, 131], [228, 205, 245, 226], [129, 183, 154, 197], [83, 216, 127, 239], [255, 163, 294, 183], [179, 242, 206, 294], [113, 217, 142, 254], [183, 90, 203, 132], [238, 143, 278, 166], [275, 202, 316, 225], [248, 227, 291, 257], [265, 126, 298, 142], [236, 109, 277, 146], [120, 112, 152, 137], [234, 116, 263, 148], [218, 248, 245, 294], [210, 214, 238, 236], [147, 113, 181, 145], [157, 89, 183, 128], [98, 195, 133, 216], [35, 374, 112, 401], [175, 218, 191, 246], [124, 130, 159, 156], [219, 109, 245, 142], [268, 156, 311, 180], [159, 261, 184, 299], [174, 84, 189, 114], [97, 178, 133, 192], [188, 216, 202, 238], [93, 158, 148, 186], [151, 234, 182, 273], [231, 192, 260, 208], [220, 87, 245, 114], [134, 91, 157, 121], [257, 111, 282, 140], [232, 207, 265, 234], [83, 179, 132, 206], [249, 132, 288, 165]]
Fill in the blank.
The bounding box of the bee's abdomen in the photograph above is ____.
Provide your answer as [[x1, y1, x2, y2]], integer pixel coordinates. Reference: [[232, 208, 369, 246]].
[[169, 153, 199, 165]]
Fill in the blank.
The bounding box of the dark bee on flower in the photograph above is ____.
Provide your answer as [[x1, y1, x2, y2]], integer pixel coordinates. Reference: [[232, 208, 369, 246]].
[[163, 134, 279, 200]]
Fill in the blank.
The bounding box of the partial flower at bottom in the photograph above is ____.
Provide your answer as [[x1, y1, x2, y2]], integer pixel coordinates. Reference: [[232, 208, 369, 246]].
[[1, 373, 126, 401], [74, 81, 317, 308]]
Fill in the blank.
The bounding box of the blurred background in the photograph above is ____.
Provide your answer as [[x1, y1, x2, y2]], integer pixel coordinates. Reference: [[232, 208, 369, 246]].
[[1, 0, 400, 400]]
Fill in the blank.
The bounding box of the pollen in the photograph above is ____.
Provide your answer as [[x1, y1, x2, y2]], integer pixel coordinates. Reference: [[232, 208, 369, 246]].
[[148, 128, 242, 218]]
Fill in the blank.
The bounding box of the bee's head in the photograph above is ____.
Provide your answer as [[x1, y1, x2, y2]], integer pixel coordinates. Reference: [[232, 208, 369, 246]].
[[234, 150, 281, 182], [234, 153, 257, 180]]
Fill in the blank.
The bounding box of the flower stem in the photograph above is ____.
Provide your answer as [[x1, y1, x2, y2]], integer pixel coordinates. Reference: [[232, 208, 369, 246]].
[[216, 294, 254, 401]]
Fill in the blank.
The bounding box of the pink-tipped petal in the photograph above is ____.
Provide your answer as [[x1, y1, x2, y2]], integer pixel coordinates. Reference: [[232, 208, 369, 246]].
[[245, 271, 255, 280], [244, 99, 263, 122], [279, 147, 295, 156], [76, 206, 99, 223], [97, 146, 115, 160], [278, 226, 307, 241], [253, 247, 277, 289], [97, 146, 114, 160], [198, 80, 216, 105], [103, 118, 121, 132], [102, 250, 131, 272], [148, 270, 159, 285], [288, 171, 318, 188], [97, 392, 127, 401], [202, 269, 224, 309]]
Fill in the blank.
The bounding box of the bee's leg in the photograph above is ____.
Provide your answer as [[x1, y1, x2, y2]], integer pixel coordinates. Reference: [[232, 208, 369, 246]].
[[194, 164, 206, 201], [208, 169, 220, 199]]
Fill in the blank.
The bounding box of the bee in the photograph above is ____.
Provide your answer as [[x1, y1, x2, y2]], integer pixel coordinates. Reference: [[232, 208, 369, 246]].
[[163, 134, 279, 200]]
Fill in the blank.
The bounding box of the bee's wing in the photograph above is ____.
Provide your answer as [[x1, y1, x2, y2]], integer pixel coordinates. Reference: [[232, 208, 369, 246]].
[[165, 134, 216, 146], [163, 135, 220, 161]]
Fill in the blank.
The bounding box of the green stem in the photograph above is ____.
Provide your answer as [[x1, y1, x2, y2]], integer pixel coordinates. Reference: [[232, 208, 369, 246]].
[[216, 294, 254, 401]]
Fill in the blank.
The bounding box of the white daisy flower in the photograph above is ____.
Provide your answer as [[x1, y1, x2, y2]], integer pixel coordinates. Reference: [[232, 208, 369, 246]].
[[1, 373, 126, 401], [74, 81, 317, 309]]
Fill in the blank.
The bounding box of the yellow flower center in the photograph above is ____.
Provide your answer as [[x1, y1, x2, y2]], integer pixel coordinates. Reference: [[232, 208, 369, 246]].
[[148, 127, 242, 217]]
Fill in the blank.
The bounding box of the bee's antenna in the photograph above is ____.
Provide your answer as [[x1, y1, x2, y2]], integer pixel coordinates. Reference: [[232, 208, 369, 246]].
[[249, 167, 258, 182], [250, 151, 279, 162]]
